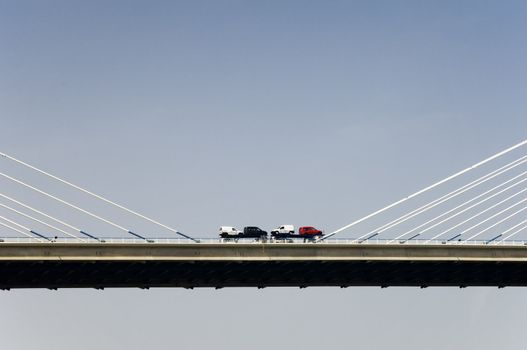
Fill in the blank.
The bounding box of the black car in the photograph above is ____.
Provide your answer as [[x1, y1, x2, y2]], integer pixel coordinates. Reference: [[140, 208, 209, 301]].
[[242, 226, 268, 238]]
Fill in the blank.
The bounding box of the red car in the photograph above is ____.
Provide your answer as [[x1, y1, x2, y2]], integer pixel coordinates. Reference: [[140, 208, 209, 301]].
[[299, 226, 323, 237]]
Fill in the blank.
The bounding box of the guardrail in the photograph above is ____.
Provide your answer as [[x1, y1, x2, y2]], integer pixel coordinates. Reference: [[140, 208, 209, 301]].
[[0, 236, 527, 246]]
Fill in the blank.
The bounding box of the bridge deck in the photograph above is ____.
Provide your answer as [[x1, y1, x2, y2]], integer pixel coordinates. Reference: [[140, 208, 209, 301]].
[[1, 242, 527, 288]]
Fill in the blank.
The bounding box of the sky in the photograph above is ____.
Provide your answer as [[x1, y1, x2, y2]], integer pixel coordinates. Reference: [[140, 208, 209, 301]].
[[1, 1, 527, 349]]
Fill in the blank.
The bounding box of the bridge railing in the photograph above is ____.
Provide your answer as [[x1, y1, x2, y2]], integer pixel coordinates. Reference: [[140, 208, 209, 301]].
[[0, 237, 527, 246]]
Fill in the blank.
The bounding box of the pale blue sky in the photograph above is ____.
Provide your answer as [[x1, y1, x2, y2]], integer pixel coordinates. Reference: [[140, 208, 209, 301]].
[[1, 1, 527, 349]]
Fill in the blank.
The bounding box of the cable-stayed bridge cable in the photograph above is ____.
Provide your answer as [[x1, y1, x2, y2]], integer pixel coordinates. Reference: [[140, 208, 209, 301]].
[[429, 191, 527, 240], [389, 174, 527, 242], [0, 202, 84, 241], [465, 204, 527, 240], [501, 220, 527, 240], [0, 214, 50, 241], [0, 172, 145, 240], [0, 151, 197, 242], [416, 174, 527, 236], [0, 219, 43, 242], [0, 192, 99, 241], [371, 156, 527, 240], [443, 196, 527, 240], [340, 154, 527, 242], [323, 140, 527, 240]]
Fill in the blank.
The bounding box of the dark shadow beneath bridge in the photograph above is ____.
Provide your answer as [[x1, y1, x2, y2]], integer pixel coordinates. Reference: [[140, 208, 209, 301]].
[[1, 260, 527, 289]]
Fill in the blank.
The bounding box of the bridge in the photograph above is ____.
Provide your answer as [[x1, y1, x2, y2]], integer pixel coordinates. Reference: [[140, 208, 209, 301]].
[[0, 139, 526, 289], [2, 239, 527, 289]]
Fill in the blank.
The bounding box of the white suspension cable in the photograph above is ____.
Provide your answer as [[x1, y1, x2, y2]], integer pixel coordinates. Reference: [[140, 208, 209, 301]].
[[0, 171, 139, 235], [419, 174, 527, 235], [0, 214, 49, 241], [441, 196, 527, 240], [0, 218, 43, 242], [0, 202, 83, 241], [392, 172, 527, 241], [323, 139, 527, 240], [0, 214, 30, 231], [0, 192, 81, 232], [350, 155, 527, 242], [465, 204, 527, 240], [0, 151, 196, 241], [428, 191, 527, 240], [501, 220, 527, 240], [0, 193, 101, 241], [375, 157, 527, 239]]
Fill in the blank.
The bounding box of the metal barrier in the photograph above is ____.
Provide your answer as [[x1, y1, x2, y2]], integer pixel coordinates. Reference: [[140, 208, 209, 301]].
[[1, 236, 527, 246]]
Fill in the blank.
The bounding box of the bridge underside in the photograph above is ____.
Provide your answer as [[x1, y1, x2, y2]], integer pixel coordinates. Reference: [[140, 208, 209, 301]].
[[2, 242, 527, 289], [1, 260, 527, 289]]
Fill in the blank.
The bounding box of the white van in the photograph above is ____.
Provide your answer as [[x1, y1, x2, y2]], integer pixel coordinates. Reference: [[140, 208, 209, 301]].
[[219, 226, 242, 237], [270, 225, 295, 235]]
